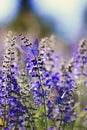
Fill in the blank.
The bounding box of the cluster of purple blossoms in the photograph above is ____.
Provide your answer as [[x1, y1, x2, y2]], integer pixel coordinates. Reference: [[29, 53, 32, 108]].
[[47, 62, 77, 130], [74, 40, 87, 84], [0, 32, 26, 130], [20, 34, 77, 130], [20, 35, 54, 106], [0, 32, 87, 130], [20, 34, 59, 129]]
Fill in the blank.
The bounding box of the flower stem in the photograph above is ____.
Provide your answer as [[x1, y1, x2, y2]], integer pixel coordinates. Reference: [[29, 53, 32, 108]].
[[58, 112, 62, 130], [36, 59, 48, 130]]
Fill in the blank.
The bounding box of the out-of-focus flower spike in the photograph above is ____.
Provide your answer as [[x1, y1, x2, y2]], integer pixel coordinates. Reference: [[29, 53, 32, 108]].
[[19, 33, 30, 46]]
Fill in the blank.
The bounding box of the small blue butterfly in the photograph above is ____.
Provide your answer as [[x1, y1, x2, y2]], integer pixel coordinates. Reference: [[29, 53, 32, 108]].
[[21, 38, 39, 59], [49, 87, 65, 104]]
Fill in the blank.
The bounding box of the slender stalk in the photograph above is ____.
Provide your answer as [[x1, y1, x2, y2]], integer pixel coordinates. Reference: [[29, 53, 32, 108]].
[[58, 112, 62, 130], [36, 59, 48, 130], [62, 122, 65, 130]]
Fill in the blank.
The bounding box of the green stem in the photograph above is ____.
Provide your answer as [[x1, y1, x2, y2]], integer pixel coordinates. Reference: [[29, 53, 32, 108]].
[[62, 122, 65, 130], [36, 59, 48, 130], [58, 112, 62, 130]]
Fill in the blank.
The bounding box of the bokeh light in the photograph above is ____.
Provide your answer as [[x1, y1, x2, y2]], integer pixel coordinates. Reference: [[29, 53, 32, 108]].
[[30, 0, 87, 43], [0, 0, 21, 26]]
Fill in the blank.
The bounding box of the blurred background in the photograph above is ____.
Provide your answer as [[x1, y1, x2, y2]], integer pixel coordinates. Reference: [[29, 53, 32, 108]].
[[0, 0, 87, 58]]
